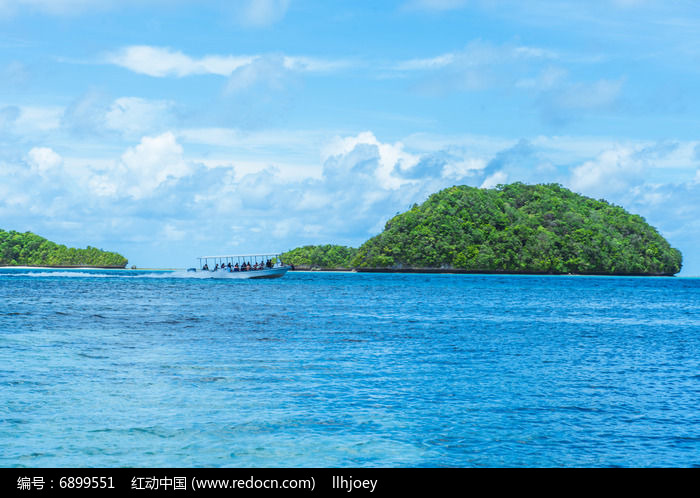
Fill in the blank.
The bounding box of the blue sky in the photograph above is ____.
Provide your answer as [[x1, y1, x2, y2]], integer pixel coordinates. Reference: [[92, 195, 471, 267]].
[[1, 0, 699, 274]]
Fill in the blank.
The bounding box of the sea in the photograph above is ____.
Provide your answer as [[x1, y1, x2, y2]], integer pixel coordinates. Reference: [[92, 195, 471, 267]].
[[1, 268, 699, 468]]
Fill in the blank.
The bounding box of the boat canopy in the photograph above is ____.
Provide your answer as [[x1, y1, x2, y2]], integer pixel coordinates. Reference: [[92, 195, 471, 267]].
[[198, 253, 282, 259], [197, 253, 285, 267]]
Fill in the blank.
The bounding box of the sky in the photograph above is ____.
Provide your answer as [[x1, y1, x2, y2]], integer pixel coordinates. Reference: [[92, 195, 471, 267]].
[[1, 0, 699, 274]]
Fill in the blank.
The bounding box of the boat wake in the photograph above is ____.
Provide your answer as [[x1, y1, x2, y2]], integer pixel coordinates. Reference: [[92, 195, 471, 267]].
[[0, 269, 283, 280], [2, 270, 186, 279]]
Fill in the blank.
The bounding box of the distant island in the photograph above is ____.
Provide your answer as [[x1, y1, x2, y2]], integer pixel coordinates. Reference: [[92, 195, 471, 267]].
[[0, 229, 128, 268], [282, 183, 683, 276]]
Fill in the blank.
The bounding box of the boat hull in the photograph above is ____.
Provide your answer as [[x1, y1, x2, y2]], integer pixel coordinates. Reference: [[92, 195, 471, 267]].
[[194, 266, 290, 279]]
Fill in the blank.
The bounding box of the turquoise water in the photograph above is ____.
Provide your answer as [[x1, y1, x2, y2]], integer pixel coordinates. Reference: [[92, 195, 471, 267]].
[[1, 269, 699, 467]]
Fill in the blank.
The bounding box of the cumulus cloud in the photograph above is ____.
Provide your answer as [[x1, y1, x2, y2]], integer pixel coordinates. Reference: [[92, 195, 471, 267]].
[[569, 147, 640, 196], [116, 132, 192, 199], [27, 147, 62, 175], [78, 132, 192, 200], [566, 140, 698, 199], [322, 131, 420, 189]]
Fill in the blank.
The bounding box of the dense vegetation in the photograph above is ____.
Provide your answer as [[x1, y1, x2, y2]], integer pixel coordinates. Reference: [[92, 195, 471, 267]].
[[281, 244, 357, 268], [0, 229, 128, 267], [350, 183, 682, 275]]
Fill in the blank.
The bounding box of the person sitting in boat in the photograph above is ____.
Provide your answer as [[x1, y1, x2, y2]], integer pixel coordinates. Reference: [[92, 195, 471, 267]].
[[227, 262, 232, 271], [202, 263, 209, 271], [214, 263, 219, 271], [234, 263, 239, 271]]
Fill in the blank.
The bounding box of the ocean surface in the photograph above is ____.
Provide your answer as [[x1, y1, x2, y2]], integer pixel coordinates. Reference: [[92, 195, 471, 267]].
[[1, 268, 699, 467]]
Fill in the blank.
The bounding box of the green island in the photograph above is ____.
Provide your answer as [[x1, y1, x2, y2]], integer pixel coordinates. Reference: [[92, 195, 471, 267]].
[[0, 229, 128, 268], [282, 183, 683, 275], [281, 244, 358, 269]]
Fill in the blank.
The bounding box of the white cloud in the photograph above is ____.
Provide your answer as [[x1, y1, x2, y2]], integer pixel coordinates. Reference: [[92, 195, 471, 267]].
[[480, 171, 508, 189], [119, 132, 191, 199], [106, 45, 255, 78], [394, 53, 456, 71], [106, 45, 345, 79], [569, 147, 642, 197], [322, 131, 420, 189], [86, 132, 192, 199], [27, 147, 62, 175]]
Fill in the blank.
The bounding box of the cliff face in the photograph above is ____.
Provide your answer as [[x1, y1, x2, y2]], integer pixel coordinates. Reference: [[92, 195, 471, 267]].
[[350, 183, 682, 275], [0, 229, 128, 268]]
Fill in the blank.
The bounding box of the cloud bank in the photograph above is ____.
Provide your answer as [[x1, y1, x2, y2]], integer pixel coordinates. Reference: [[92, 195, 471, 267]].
[[2, 125, 698, 272]]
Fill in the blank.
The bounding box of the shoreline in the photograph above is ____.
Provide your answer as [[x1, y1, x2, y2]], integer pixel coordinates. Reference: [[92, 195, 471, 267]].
[[290, 266, 678, 277], [1, 265, 682, 277]]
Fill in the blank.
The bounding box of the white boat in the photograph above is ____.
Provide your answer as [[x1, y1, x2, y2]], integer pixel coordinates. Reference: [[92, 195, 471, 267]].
[[187, 253, 291, 279]]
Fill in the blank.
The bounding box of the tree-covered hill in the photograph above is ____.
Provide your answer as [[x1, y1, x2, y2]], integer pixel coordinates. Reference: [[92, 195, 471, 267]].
[[350, 183, 682, 275], [0, 229, 128, 268], [281, 244, 357, 269]]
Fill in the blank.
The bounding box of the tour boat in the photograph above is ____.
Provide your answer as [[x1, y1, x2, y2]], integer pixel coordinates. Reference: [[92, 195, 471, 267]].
[[187, 253, 291, 279]]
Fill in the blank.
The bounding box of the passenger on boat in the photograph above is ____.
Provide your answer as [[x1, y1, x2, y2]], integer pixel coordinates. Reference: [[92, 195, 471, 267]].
[[234, 263, 240, 271], [202, 263, 209, 271]]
